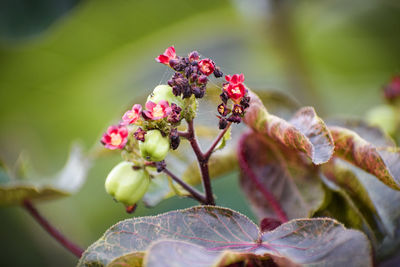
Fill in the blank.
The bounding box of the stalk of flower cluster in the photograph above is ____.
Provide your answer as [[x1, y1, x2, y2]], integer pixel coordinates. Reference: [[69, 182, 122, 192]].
[[23, 200, 84, 258]]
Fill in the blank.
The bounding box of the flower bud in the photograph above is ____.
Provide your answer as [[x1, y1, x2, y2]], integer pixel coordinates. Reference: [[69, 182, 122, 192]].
[[139, 130, 170, 162], [147, 85, 184, 108], [105, 161, 150, 206]]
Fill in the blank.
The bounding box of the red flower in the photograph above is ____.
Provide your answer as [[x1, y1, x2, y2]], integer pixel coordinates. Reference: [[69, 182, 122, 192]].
[[143, 100, 172, 120], [198, 59, 215, 76], [101, 125, 129, 150], [155, 46, 177, 65], [225, 73, 244, 85], [121, 104, 142, 125], [224, 73, 246, 102]]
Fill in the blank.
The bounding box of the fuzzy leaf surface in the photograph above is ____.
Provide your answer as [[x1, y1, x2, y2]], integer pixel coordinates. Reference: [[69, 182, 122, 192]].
[[244, 90, 334, 165], [78, 206, 372, 267]]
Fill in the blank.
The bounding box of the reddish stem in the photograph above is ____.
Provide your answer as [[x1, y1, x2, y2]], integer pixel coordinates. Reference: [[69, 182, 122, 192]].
[[237, 133, 289, 223], [23, 200, 84, 258], [203, 122, 232, 161], [163, 168, 207, 204], [187, 120, 215, 205]]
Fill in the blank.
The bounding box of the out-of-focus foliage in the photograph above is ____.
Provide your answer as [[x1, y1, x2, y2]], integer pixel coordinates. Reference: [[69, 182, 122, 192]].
[[1, 0, 400, 266]]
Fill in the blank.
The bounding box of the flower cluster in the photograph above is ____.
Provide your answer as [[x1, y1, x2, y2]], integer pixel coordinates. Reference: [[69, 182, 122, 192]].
[[162, 48, 223, 99], [217, 74, 250, 129], [101, 45, 250, 156]]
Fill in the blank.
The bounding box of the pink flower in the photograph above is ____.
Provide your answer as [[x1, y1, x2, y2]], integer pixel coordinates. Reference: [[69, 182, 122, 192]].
[[101, 125, 129, 150], [224, 73, 246, 102], [198, 59, 215, 76], [155, 46, 177, 65], [142, 100, 172, 120], [121, 104, 142, 125]]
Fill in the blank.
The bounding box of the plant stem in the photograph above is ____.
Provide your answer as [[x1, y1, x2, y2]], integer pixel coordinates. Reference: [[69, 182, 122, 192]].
[[186, 120, 215, 205], [203, 122, 232, 160], [163, 168, 207, 204], [22, 200, 84, 258], [238, 133, 289, 223]]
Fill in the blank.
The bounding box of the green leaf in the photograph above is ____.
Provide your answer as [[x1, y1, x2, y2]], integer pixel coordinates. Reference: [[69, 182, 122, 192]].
[[239, 132, 325, 221], [244, 90, 334, 164], [213, 127, 231, 153], [78, 206, 372, 267], [329, 125, 400, 190], [0, 143, 91, 205]]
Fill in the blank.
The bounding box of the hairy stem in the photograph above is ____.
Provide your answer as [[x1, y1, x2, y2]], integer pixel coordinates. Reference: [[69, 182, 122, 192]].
[[22, 200, 84, 258], [238, 133, 289, 223], [187, 120, 215, 205], [163, 168, 207, 204]]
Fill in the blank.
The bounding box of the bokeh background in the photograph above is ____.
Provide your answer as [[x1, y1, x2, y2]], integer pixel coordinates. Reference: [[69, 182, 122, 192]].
[[1, 0, 400, 266]]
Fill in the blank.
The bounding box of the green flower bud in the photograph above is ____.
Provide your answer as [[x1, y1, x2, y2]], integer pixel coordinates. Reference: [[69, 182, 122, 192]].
[[147, 85, 184, 108], [366, 104, 399, 135], [139, 130, 170, 162], [105, 161, 150, 206]]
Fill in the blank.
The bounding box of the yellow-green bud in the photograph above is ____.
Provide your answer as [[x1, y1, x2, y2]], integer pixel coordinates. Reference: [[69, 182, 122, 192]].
[[139, 130, 170, 162], [366, 104, 399, 135], [147, 85, 184, 108], [105, 161, 150, 206]]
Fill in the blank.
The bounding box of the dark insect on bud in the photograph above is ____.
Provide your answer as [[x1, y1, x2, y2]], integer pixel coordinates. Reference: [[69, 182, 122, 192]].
[[189, 51, 200, 61], [155, 160, 166, 172], [218, 117, 228, 129], [227, 115, 241, 124], [197, 74, 208, 84], [214, 67, 223, 78], [170, 128, 181, 150], [240, 96, 250, 109], [125, 204, 137, 214], [218, 103, 231, 116], [134, 127, 146, 141], [220, 91, 229, 104], [232, 104, 244, 117]]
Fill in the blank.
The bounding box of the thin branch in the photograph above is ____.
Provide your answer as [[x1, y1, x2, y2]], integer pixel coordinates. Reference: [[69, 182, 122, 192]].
[[203, 122, 232, 161], [237, 133, 288, 223], [22, 200, 84, 258], [177, 131, 190, 139], [163, 168, 207, 204]]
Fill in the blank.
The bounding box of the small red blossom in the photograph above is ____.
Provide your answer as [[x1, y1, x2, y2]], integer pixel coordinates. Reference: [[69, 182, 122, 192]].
[[143, 100, 172, 120], [155, 46, 177, 65], [121, 104, 142, 125], [224, 73, 246, 102], [101, 125, 129, 150], [384, 75, 400, 101], [198, 59, 215, 76], [225, 73, 244, 85]]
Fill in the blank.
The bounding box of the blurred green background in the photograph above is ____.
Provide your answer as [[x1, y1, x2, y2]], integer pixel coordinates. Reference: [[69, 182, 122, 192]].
[[1, 0, 399, 266]]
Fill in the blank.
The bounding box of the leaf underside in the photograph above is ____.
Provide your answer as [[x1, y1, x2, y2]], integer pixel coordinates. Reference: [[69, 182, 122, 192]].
[[0, 144, 91, 205], [78, 206, 372, 267]]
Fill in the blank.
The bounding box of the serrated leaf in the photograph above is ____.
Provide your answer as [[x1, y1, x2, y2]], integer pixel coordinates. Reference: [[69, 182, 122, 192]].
[[244, 90, 334, 165], [78, 206, 372, 267], [239, 132, 325, 221], [329, 125, 400, 190], [0, 143, 91, 205]]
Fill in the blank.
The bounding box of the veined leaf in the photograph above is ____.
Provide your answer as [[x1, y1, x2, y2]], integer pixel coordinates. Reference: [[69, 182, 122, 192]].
[[0, 143, 91, 205], [244, 90, 334, 165], [78, 206, 372, 267], [238, 132, 325, 221]]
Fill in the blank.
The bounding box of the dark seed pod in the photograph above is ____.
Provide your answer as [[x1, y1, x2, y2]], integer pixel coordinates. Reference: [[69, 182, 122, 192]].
[[214, 67, 223, 78], [219, 117, 228, 129]]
